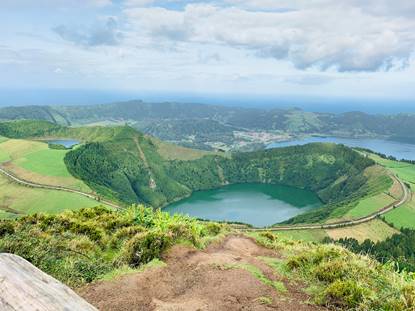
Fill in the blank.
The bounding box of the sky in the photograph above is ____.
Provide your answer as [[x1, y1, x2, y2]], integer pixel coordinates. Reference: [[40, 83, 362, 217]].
[[1, 0, 415, 107]]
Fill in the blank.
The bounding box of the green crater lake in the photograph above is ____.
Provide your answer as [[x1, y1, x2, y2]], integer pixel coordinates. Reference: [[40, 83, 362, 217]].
[[165, 183, 322, 227]]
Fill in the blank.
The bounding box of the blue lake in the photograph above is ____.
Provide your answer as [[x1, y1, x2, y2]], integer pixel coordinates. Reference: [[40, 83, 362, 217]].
[[268, 137, 415, 160], [165, 183, 322, 227]]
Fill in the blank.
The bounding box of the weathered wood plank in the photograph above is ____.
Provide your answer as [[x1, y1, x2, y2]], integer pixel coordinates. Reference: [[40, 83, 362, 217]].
[[0, 253, 98, 311]]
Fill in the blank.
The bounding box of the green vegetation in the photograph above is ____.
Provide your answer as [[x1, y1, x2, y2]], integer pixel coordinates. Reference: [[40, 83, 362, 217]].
[[0, 121, 392, 225], [3, 101, 415, 150], [252, 232, 415, 310], [345, 193, 394, 219], [366, 152, 415, 186], [0, 205, 226, 287], [48, 143, 68, 150], [0, 138, 90, 192], [65, 128, 376, 220], [324, 219, 398, 243], [385, 203, 415, 229], [325, 228, 415, 272], [362, 152, 415, 229], [0, 120, 386, 224], [0, 174, 105, 219], [283, 165, 393, 224], [14, 149, 72, 177], [273, 229, 328, 243]]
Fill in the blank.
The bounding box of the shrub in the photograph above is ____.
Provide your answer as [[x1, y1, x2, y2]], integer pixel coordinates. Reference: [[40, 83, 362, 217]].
[[259, 231, 277, 242], [203, 222, 223, 236], [109, 225, 145, 248], [313, 260, 347, 282], [322, 279, 369, 308], [120, 230, 173, 267], [0, 221, 15, 237]]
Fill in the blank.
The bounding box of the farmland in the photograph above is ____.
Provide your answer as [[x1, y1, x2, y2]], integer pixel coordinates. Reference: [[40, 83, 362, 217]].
[[0, 138, 90, 192], [0, 174, 104, 219]]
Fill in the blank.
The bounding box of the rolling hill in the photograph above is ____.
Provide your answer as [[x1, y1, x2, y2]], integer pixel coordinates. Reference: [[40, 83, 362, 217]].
[[1, 101, 415, 151]]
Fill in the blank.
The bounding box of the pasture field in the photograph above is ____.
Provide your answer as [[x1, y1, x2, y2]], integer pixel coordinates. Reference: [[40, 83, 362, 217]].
[[150, 136, 219, 161], [369, 153, 415, 186], [345, 193, 395, 219], [384, 197, 415, 229], [0, 174, 107, 219], [275, 229, 327, 242], [364, 152, 415, 229], [0, 139, 90, 192], [324, 219, 399, 243], [325, 165, 393, 223]]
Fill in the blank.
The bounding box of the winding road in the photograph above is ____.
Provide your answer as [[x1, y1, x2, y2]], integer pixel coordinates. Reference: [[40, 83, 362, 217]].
[[0, 166, 121, 210], [0, 165, 410, 232], [244, 174, 410, 232]]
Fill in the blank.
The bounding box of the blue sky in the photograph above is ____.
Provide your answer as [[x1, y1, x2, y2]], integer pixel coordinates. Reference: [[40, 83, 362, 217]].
[[1, 0, 415, 105]]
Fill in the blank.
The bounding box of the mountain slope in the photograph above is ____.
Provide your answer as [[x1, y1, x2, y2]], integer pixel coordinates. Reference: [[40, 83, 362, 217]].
[[2, 101, 415, 148]]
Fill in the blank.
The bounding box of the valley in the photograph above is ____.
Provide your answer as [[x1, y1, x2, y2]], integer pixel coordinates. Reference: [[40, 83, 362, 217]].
[[0, 118, 414, 310], [2, 101, 415, 152]]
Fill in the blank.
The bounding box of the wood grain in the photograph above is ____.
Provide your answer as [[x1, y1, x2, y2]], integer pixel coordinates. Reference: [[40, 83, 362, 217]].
[[0, 253, 97, 311]]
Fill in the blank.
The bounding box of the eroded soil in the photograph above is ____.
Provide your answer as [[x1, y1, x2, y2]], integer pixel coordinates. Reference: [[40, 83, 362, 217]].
[[79, 235, 326, 311]]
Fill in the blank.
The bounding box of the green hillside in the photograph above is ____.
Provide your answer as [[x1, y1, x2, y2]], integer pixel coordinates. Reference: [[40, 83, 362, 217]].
[[0, 205, 413, 310], [64, 127, 375, 217], [2, 101, 415, 150], [0, 120, 384, 225]]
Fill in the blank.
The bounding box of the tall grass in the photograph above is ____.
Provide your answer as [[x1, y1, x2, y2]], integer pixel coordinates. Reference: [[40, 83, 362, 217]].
[[0, 205, 226, 287], [252, 232, 415, 310]]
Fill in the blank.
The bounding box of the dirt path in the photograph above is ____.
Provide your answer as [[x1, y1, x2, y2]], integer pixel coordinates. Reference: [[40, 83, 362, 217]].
[[79, 235, 326, 311]]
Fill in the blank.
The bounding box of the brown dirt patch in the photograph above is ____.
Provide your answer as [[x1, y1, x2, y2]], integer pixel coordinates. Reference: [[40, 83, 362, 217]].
[[79, 235, 326, 311]]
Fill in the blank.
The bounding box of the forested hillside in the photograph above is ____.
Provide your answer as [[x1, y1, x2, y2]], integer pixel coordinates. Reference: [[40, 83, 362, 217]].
[[0, 120, 383, 224]]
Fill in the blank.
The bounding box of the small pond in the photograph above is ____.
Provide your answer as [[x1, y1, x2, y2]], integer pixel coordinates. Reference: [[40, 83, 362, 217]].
[[47, 139, 80, 149]]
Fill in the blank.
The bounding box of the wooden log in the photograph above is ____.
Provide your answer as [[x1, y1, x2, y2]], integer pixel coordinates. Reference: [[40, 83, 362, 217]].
[[0, 253, 97, 311]]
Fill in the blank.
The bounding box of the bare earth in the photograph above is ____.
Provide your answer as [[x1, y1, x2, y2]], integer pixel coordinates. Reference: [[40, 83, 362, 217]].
[[79, 235, 326, 311]]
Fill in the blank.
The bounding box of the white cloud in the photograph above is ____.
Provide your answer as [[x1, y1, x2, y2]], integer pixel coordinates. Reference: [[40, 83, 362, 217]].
[[124, 1, 415, 72]]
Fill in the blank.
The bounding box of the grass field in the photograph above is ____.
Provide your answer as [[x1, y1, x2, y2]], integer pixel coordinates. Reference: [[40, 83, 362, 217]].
[[150, 136, 220, 161], [384, 197, 415, 229], [369, 154, 415, 186], [14, 148, 71, 177], [345, 193, 394, 219], [325, 219, 398, 243], [275, 229, 327, 242], [0, 139, 90, 192], [0, 174, 107, 219], [326, 165, 394, 223], [363, 153, 415, 229]]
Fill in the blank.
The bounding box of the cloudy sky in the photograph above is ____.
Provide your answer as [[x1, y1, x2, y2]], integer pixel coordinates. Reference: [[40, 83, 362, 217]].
[[1, 0, 415, 103]]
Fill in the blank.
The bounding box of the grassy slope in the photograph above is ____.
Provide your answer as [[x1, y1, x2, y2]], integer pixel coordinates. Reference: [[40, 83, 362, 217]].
[[0, 206, 225, 287], [325, 219, 399, 243], [366, 153, 415, 230], [0, 174, 104, 219], [251, 232, 415, 310], [0, 139, 90, 192]]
